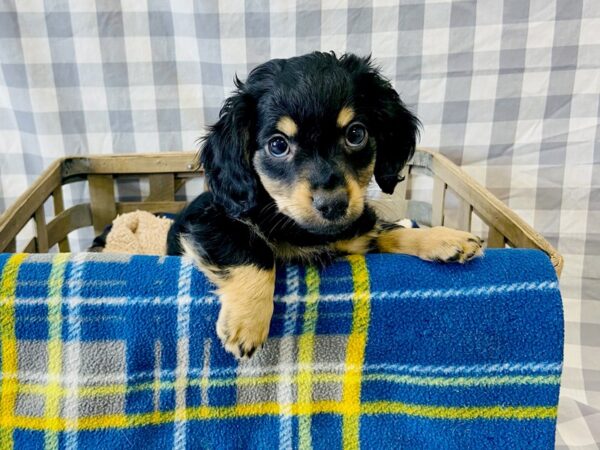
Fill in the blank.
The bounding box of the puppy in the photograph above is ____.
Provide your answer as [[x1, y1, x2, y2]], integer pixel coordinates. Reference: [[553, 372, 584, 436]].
[[167, 52, 482, 359]]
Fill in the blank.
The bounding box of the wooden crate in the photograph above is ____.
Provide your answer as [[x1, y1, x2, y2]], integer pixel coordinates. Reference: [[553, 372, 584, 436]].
[[0, 149, 563, 276]]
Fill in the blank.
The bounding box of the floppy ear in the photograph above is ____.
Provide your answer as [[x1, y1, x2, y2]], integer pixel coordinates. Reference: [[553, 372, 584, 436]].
[[371, 90, 420, 194], [341, 54, 421, 194], [200, 82, 258, 217]]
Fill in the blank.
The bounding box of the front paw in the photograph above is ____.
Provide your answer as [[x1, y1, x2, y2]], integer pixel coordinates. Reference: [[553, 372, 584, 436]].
[[212, 265, 276, 359], [420, 227, 483, 263], [216, 299, 274, 360]]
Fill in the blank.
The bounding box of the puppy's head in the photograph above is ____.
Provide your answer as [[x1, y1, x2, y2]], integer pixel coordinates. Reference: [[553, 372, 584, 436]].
[[201, 52, 420, 233]]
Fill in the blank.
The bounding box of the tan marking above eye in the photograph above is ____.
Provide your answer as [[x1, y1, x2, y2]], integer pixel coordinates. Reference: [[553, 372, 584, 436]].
[[276, 116, 298, 137], [337, 106, 355, 128]]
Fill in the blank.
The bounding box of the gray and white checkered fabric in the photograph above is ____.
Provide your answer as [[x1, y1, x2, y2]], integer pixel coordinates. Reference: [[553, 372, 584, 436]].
[[0, 1, 598, 446]]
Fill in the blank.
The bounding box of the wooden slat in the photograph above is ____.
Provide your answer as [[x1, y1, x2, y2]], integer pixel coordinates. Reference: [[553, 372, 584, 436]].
[[5, 238, 16, 253], [0, 160, 62, 252], [52, 186, 65, 215], [52, 186, 70, 252], [34, 207, 49, 252], [392, 167, 409, 219], [61, 152, 198, 180], [457, 198, 473, 232], [487, 225, 506, 248], [431, 176, 446, 227], [408, 150, 434, 175], [116, 201, 187, 215], [88, 175, 117, 235], [174, 177, 188, 194], [23, 237, 37, 253], [147, 174, 175, 201], [423, 148, 563, 275], [46, 204, 93, 249]]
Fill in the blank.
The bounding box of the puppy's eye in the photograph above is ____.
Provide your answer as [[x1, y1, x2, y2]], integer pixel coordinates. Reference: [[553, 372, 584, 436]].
[[345, 122, 368, 149], [267, 135, 290, 157]]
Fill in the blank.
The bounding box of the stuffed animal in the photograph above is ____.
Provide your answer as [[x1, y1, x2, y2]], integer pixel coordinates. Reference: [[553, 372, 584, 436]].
[[102, 210, 172, 255]]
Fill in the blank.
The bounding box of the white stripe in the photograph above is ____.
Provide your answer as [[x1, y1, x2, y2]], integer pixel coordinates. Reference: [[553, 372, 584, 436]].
[[64, 253, 87, 450], [278, 280, 559, 303], [278, 266, 300, 450], [12, 280, 558, 307], [174, 258, 193, 450], [153, 340, 162, 412], [361, 362, 564, 375], [200, 338, 211, 406], [8, 362, 562, 386], [12, 295, 218, 306]]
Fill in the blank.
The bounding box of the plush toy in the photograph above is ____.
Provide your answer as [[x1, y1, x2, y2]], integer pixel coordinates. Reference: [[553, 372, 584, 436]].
[[102, 210, 172, 255]]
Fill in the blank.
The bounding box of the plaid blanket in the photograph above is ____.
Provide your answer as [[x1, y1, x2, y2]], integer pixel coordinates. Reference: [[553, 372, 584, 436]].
[[0, 249, 562, 449]]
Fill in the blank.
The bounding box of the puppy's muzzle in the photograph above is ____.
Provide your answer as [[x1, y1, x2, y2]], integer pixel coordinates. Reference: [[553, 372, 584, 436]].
[[312, 189, 349, 221]]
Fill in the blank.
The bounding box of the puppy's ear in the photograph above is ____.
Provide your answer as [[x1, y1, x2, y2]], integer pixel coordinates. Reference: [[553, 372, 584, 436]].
[[341, 54, 421, 194], [200, 80, 257, 217], [371, 90, 420, 195]]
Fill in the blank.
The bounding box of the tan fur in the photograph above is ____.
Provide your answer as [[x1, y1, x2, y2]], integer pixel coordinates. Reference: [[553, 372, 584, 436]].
[[179, 235, 224, 285], [276, 116, 298, 137], [332, 231, 377, 254], [346, 176, 367, 218], [215, 265, 276, 358], [337, 106, 355, 128], [182, 233, 275, 359], [377, 226, 483, 263], [259, 170, 369, 229], [278, 179, 316, 221], [259, 176, 321, 225], [356, 160, 375, 187]]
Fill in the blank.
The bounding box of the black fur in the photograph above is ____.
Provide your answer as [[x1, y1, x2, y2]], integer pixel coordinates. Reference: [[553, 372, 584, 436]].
[[168, 52, 420, 269], [338, 54, 420, 194], [199, 86, 258, 218], [167, 192, 275, 269]]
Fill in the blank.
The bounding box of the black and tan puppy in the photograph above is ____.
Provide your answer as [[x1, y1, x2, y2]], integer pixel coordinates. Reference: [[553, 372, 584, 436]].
[[167, 52, 482, 359]]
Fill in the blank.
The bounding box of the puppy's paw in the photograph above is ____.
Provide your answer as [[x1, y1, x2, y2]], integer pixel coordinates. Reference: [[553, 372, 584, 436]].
[[216, 300, 273, 359], [213, 265, 276, 359], [419, 226, 483, 263]]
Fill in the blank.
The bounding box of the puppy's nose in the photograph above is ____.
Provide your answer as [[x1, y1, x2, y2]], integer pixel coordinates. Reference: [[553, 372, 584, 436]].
[[313, 191, 349, 221]]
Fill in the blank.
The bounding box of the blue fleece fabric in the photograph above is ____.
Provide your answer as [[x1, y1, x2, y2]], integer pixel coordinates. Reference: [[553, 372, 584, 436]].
[[0, 249, 563, 449]]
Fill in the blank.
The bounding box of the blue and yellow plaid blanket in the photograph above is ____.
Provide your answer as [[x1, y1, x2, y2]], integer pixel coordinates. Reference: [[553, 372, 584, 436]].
[[0, 249, 563, 449]]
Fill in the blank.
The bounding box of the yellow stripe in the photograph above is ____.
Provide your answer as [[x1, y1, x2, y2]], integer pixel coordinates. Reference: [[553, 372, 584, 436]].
[[13, 372, 560, 398], [297, 265, 320, 450], [361, 402, 557, 420], [342, 255, 371, 450], [44, 253, 70, 450], [0, 253, 27, 450], [5, 400, 557, 432]]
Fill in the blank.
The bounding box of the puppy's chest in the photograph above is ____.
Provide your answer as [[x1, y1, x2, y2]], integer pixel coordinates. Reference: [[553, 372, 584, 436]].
[[273, 242, 332, 264], [272, 231, 378, 264]]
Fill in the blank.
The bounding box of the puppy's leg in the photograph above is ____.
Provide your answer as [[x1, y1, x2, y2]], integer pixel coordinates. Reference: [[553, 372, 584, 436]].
[[181, 234, 275, 358], [172, 200, 275, 359], [377, 223, 483, 263], [213, 264, 275, 359]]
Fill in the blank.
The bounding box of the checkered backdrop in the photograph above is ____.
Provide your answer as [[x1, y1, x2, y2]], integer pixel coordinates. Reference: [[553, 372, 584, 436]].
[[0, 1, 598, 447]]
